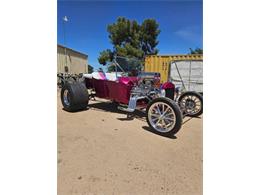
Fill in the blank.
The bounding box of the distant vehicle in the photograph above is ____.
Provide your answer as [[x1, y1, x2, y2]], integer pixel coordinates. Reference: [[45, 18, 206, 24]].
[[60, 56, 203, 136]]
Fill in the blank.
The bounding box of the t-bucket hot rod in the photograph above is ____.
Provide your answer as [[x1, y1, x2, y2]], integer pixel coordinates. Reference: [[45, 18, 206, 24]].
[[60, 56, 203, 136]]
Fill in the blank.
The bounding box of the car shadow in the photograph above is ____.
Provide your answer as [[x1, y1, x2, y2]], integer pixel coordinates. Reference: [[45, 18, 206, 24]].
[[182, 115, 202, 125], [88, 101, 121, 112], [89, 101, 147, 122], [89, 101, 178, 139], [117, 110, 147, 122], [86, 101, 201, 139], [142, 126, 177, 139], [62, 107, 89, 113]]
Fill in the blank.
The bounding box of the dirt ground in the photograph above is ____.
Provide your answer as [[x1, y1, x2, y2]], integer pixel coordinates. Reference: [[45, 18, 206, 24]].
[[58, 92, 203, 195]]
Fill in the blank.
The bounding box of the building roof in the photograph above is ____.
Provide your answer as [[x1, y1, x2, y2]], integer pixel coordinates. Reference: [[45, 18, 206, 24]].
[[146, 54, 203, 57], [145, 54, 203, 61], [57, 44, 88, 58]]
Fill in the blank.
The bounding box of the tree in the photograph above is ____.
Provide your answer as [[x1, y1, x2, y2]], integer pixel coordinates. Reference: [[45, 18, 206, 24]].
[[98, 17, 160, 65], [107, 65, 116, 72], [98, 49, 114, 66], [88, 64, 94, 73], [189, 48, 203, 54]]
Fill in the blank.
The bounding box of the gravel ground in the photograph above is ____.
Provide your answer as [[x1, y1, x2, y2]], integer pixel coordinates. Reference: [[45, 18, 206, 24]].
[[58, 92, 203, 195]]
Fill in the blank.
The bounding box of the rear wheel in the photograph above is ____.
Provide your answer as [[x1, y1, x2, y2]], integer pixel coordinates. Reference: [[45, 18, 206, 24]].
[[61, 82, 89, 112], [178, 91, 203, 117], [146, 97, 182, 136]]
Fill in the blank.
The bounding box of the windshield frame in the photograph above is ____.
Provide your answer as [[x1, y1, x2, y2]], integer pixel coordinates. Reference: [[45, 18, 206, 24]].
[[106, 56, 142, 73]]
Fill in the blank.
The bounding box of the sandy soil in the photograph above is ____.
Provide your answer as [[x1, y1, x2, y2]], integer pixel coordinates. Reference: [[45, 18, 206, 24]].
[[58, 92, 203, 195]]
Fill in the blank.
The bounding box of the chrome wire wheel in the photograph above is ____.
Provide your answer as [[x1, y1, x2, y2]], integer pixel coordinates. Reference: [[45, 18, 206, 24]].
[[148, 102, 176, 133], [179, 93, 202, 116], [63, 89, 70, 106]]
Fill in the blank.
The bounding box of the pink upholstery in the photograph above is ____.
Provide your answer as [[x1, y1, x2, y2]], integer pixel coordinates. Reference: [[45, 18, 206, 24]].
[[98, 72, 106, 80], [118, 76, 139, 85], [85, 76, 138, 104]]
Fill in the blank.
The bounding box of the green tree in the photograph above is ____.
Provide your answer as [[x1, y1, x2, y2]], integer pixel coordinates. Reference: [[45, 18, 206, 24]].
[[189, 48, 203, 54], [98, 17, 160, 65], [98, 49, 114, 66], [107, 65, 116, 72], [88, 64, 94, 73]]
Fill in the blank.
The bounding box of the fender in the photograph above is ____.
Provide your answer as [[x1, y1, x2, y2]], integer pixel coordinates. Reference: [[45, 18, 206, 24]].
[[161, 81, 175, 90]]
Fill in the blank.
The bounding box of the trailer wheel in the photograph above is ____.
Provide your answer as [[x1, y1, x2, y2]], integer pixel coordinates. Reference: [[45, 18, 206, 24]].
[[146, 97, 183, 136], [61, 82, 89, 112], [178, 91, 203, 117]]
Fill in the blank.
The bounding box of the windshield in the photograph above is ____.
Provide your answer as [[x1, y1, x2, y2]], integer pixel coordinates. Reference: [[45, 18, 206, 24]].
[[115, 56, 142, 72], [107, 56, 142, 74]]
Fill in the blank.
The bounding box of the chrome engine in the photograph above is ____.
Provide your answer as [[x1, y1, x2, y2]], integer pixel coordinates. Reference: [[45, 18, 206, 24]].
[[130, 72, 161, 96]]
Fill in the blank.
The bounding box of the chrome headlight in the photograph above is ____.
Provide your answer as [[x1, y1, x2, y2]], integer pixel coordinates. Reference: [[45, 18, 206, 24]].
[[160, 89, 166, 97]]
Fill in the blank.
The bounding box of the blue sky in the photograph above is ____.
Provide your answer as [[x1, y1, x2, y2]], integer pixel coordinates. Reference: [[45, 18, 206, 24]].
[[58, 0, 203, 70]]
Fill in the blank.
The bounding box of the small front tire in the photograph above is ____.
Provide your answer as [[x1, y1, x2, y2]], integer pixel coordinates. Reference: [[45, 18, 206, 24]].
[[146, 97, 183, 136]]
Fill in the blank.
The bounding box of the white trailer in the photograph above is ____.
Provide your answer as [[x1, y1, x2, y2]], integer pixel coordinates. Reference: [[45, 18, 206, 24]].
[[169, 60, 203, 93]]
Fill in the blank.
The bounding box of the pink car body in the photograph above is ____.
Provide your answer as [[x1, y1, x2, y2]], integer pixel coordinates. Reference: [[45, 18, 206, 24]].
[[85, 74, 174, 105]]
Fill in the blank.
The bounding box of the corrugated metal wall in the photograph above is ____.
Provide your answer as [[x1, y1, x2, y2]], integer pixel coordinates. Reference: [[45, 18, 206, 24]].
[[144, 54, 203, 83], [57, 45, 88, 74]]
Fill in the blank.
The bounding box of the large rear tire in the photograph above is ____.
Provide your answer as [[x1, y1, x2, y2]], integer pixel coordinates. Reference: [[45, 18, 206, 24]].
[[178, 91, 203, 117], [61, 82, 89, 112], [146, 97, 183, 136]]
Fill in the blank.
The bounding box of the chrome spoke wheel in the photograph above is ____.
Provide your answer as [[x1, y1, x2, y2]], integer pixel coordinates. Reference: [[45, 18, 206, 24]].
[[179, 94, 202, 116], [63, 89, 70, 106], [148, 102, 176, 133]]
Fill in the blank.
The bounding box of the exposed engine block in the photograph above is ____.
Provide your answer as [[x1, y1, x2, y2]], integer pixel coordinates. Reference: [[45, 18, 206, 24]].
[[131, 72, 161, 96]]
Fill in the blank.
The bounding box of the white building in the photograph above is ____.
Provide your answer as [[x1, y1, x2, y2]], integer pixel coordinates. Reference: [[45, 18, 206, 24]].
[[57, 44, 88, 74]]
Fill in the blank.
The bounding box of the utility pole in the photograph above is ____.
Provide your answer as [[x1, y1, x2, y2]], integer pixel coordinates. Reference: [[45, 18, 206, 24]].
[[188, 48, 193, 91], [63, 16, 68, 72]]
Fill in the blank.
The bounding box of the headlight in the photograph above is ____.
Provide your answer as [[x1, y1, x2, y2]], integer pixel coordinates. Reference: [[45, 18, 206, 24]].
[[160, 89, 166, 97]]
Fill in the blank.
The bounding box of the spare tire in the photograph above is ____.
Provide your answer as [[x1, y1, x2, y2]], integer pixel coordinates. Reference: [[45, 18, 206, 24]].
[[61, 82, 89, 112]]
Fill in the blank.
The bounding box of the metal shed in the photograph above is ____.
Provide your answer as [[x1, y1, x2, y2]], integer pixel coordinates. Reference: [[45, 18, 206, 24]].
[[57, 44, 88, 74]]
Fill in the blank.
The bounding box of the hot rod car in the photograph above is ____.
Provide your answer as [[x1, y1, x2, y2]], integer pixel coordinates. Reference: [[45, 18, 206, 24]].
[[60, 56, 203, 136]]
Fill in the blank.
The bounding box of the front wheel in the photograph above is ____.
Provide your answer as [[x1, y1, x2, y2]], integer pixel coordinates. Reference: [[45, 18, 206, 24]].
[[178, 91, 203, 117], [146, 97, 183, 136]]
